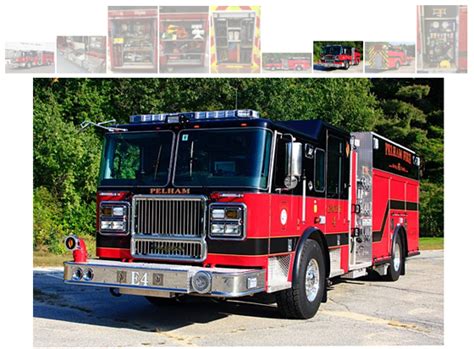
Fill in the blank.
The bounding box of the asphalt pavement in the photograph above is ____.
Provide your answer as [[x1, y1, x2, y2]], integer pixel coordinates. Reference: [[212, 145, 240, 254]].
[[313, 62, 364, 74], [57, 54, 88, 74], [33, 250, 443, 346], [5, 64, 54, 74], [365, 63, 416, 74]]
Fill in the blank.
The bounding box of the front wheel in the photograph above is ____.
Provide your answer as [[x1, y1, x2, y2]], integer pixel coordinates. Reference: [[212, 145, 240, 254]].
[[343, 61, 350, 70], [276, 240, 326, 319], [384, 234, 404, 281]]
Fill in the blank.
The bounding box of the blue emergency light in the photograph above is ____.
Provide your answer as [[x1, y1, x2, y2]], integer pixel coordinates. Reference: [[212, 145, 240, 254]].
[[129, 109, 260, 124]]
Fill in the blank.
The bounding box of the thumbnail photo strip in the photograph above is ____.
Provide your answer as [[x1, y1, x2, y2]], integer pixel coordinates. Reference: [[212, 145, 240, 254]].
[[3, 4, 469, 75]]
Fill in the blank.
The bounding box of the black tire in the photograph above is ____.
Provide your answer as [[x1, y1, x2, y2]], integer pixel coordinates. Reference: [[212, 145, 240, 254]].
[[296, 65, 302, 71], [145, 296, 180, 306], [395, 61, 400, 70], [344, 61, 350, 70], [276, 240, 326, 319], [384, 234, 404, 281], [26, 62, 32, 69]]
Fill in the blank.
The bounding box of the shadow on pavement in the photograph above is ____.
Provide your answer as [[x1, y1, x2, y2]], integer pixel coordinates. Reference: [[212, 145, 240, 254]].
[[33, 270, 282, 333]]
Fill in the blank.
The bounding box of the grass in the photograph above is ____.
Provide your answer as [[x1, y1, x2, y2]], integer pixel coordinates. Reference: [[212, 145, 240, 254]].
[[419, 237, 444, 250], [33, 249, 71, 267], [33, 235, 96, 267]]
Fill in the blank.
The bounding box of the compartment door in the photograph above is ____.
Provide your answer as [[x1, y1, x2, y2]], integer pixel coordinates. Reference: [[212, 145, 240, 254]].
[[349, 133, 373, 267]]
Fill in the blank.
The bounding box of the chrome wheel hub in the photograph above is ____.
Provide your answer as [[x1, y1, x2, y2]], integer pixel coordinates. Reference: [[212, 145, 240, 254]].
[[305, 258, 320, 302], [393, 241, 401, 271]]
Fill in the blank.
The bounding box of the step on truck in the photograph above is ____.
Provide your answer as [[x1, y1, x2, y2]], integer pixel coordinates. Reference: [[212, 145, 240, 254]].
[[64, 109, 420, 319]]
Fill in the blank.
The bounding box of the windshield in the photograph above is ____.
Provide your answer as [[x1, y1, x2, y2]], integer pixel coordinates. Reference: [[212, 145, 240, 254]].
[[324, 46, 342, 55], [99, 131, 173, 186], [173, 128, 273, 189]]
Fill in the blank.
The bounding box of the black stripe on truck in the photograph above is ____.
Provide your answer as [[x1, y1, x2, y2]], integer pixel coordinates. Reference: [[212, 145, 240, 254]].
[[372, 200, 418, 242]]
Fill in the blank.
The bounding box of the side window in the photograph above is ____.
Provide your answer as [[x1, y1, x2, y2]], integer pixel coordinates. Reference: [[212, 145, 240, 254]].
[[273, 137, 289, 188], [314, 149, 325, 192], [327, 136, 342, 198]]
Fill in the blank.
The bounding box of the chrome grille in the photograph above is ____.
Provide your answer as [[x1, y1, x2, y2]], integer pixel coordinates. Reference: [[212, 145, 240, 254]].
[[135, 196, 205, 237], [131, 195, 207, 261], [133, 238, 203, 260]]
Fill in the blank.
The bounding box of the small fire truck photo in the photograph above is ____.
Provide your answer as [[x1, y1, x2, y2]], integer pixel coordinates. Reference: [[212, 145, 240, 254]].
[[365, 42, 415, 73], [314, 42, 363, 72], [263, 53, 312, 72], [5, 42, 55, 73], [64, 109, 420, 319]]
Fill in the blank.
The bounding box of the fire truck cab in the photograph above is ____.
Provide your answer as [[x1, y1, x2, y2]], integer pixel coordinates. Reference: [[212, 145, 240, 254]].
[[64, 110, 420, 319]]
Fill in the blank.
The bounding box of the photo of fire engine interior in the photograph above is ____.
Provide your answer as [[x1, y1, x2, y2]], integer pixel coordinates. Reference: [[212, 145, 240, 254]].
[[108, 6, 158, 73], [211, 6, 261, 73], [33, 78, 444, 342], [417, 5, 468, 73], [313, 41, 364, 73], [160, 6, 209, 73], [57, 36, 107, 74], [262, 53, 312, 73], [5, 42, 55, 74], [365, 42, 415, 73]]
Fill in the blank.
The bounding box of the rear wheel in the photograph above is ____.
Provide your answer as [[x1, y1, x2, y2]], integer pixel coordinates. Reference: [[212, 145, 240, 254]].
[[276, 240, 326, 319], [384, 234, 404, 281]]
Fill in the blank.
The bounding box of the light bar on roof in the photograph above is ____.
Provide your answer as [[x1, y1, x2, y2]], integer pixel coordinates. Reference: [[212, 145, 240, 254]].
[[129, 109, 259, 124]]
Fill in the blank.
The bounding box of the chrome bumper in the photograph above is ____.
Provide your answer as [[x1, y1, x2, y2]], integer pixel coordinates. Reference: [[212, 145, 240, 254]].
[[64, 259, 265, 298], [318, 62, 344, 68], [9, 63, 25, 68]]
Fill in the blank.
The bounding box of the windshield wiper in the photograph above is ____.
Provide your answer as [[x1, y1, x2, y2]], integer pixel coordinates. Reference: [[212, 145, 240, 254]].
[[189, 141, 194, 177]]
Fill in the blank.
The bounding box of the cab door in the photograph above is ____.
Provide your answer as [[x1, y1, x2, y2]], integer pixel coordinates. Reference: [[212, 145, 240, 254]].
[[325, 133, 350, 243]]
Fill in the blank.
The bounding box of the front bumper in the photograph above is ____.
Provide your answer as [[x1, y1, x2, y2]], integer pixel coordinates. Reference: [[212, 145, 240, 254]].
[[9, 62, 26, 68], [318, 62, 344, 68], [64, 259, 265, 298]]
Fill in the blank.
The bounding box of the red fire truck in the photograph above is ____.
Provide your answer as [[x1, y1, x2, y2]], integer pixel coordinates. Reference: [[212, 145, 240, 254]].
[[64, 110, 420, 319], [367, 44, 413, 70], [318, 45, 361, 70], [9, 50, 54, 69], [263, 57, 311, 71]]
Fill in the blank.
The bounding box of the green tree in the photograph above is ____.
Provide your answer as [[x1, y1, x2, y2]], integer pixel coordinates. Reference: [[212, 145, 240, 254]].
[[33, 78, 444, 253]]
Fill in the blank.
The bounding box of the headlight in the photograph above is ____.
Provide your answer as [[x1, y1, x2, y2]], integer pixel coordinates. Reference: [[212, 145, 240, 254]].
[[211, 209, 225, 220], [224, 223, 241, 235], [211, 223, 225, 234], [101, 205, 125, 217], [99, 202, 129, 234], [209, 204, 246, 239], [100, 220, 125, 230]]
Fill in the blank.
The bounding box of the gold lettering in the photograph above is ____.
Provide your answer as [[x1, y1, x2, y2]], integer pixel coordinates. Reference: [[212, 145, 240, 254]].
[[149, 188, 191, 195]]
